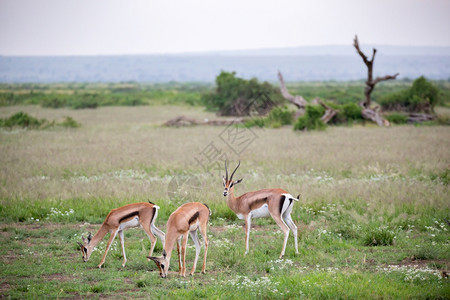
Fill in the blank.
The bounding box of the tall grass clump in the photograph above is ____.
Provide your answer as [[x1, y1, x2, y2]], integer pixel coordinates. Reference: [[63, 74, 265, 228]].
[[362, 225, 396, 246]]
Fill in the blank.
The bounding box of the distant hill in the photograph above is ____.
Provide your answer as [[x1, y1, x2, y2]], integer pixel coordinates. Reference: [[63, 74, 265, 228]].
[[1, 45, 449, 83]]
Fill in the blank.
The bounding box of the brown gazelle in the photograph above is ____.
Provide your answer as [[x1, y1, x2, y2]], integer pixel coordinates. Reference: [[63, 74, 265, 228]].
[[148, 202, 210, 278], [223, 161, 299, 258], [78, 202, 165, 268]]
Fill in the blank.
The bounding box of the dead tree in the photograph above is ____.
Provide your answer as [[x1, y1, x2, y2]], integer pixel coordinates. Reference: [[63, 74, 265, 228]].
[[278, 71, 336, 123], [353, 35, 399, 126], [277, 71, 308, 118]]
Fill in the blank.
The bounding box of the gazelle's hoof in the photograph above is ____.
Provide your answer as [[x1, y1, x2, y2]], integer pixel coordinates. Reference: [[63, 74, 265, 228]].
[[98, 265, 102, 269]]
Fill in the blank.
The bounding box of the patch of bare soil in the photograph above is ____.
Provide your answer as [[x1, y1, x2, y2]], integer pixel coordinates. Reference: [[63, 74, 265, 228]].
[[397, 257, 449, 270], [0, 281, 12, 298]]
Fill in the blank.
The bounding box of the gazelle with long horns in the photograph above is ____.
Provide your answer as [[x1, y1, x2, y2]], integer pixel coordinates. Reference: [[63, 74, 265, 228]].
[[223, 161, 299, 258], [148, 202, 210, 278], [78, 202, 165, 268]]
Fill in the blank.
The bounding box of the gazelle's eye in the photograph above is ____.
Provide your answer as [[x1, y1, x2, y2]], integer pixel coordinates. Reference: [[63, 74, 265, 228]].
[[161, 264, 165, 270], [83, 248, 87, 253]]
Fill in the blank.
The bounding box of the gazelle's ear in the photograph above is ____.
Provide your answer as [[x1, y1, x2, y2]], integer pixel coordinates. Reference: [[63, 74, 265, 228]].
[[222, 176, 226, 185], [87, 232, 92, 243], [77, 242, 83, 248], [234, 178, 243, 184], [148, 256, 161, 265]]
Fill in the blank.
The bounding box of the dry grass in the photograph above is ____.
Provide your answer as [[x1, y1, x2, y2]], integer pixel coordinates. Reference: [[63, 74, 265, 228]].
[[0, 105, 449, 212]]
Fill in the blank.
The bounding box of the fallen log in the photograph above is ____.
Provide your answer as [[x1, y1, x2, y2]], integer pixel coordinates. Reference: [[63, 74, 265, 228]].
[[407, 113, 435, 124], [164, 116, 245, 127]]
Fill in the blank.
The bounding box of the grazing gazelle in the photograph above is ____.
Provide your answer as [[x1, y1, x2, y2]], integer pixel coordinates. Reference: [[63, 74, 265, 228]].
[[223, 161, 299, 258], [77, 202, 165, 269], [148, 202, 210, 278]]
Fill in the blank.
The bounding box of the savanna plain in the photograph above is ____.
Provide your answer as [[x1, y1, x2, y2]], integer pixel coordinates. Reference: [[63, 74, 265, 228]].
[[0, 102, 449, 298]]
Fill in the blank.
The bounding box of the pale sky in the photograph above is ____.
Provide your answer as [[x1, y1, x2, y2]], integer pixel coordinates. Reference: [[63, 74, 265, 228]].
[[1, 0, 449, 56]]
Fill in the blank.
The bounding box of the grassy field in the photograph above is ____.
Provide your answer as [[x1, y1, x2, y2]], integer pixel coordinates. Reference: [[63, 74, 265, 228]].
[[0, 105, 449, 299]]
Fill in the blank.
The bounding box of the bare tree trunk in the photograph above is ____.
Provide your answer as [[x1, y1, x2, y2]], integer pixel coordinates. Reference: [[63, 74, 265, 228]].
[[277, 71, 308, 117], [353, 35, 399, 126]]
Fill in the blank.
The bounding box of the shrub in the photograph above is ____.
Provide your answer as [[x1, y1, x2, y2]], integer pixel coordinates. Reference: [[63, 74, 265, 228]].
[[0, 112, 81, 130], [0, 112, 45, 128], [70, 94, 99, 109], [267, 106, 294, 125], [362, 226, 395, 246], [41, 97, 67, 108], [59, 116, 80, 128], [294, 105, 326, 131], [379, 76, 439, 113], [385, 113, 408, 124], [341, 103, 363, 120], [202, 71, 282, 116]]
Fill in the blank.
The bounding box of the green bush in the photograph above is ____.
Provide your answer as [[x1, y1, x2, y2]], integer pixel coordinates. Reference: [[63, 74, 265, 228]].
[[341, 103, 363, 120], [59, 116, 80, 128], [267, 106, 294, 125], [294, 105, 326, 131], [202, 71, 283, 116], [0, 112, 81, 130], [70, 94, 99, 109], [385, 113, 408, 124], [0, 112, 45, 128], [379, 76, 439, 112]]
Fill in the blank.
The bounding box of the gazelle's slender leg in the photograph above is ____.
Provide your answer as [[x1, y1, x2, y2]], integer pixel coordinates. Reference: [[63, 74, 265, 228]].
[[151, 224, 166, 246], [177, 236, 183, 275], [271, 214, 290, 258], [118, 230, 127, 267], [181, 232, 189, 277], [139, 220, 157, 257], [283, 208, 299, 254], [244, 214, 251, 255], [199, 221, 209, 274], [189, 230, 201, 275], [98, 230, 119, 268]]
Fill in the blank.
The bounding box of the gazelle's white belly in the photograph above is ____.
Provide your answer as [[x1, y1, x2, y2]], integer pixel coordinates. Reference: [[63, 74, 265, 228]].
[[189, 220, 200, 231], [236, 204, 271, 219], [119, 217, 140, 231]]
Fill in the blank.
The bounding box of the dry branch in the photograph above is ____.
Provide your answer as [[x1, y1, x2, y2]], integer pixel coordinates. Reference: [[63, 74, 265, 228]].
[[318, 100, 337, 124]]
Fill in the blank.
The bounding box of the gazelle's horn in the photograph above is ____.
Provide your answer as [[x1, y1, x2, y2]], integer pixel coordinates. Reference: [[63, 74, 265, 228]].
[[230, 161, 241, 181], [225, 160, 229, 181]]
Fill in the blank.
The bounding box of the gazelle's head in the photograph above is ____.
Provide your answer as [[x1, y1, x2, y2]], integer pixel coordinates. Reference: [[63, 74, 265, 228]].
[[77, 233, 93, 262], [148, 250, 169, 278], [223, 160, 243, 197]]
